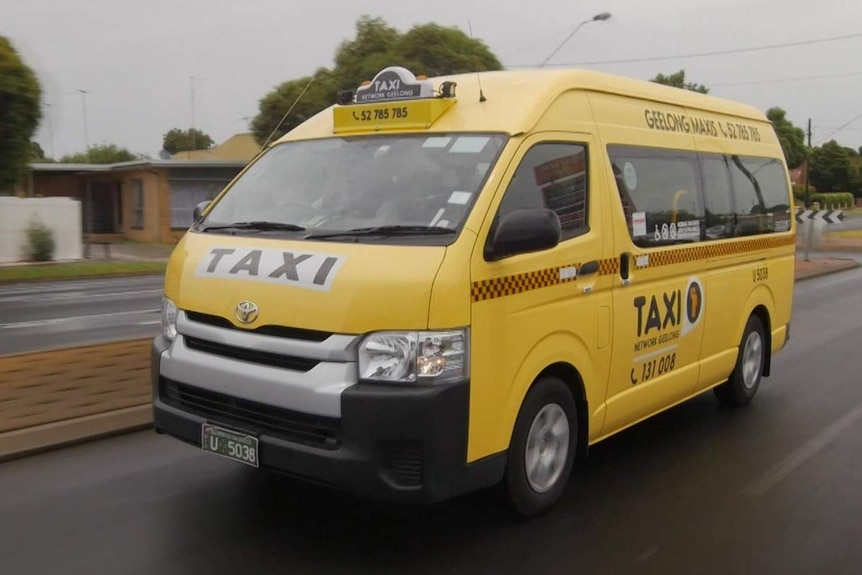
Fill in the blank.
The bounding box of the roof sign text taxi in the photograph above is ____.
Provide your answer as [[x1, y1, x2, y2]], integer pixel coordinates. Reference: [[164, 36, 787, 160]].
[[355, 67, 435, 103]]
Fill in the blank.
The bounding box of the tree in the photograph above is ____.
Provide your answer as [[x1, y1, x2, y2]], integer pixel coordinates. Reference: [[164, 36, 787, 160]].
[[394, 23, 502, 78], [251, 68, 339, 146], [30, 141, 48, 161], [650, 70, 709, 94], [251, 16, 504, 144], [849, 156, 862, 198], [162, 128, 215, 154], [60, 143, 138, 164], [332, 16, 402, 93], [765, 108, 807, 170], [809, 140, 852, 193], [0, 37, 42, 193]]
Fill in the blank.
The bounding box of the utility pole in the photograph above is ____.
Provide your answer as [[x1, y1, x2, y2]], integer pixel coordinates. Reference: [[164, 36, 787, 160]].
[[189, 76, 202, 159], [804, 118, 812, 199], [803, 118, 814, 261], [77, 89, 90, 152]]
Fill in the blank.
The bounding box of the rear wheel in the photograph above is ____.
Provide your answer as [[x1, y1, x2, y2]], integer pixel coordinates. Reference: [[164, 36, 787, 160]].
[[505, 376, 577, 517], [715, 315, 766, 406]]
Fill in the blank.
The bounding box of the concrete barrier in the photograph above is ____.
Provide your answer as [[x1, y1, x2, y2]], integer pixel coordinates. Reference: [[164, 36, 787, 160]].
[[0, 338, 152, 461]]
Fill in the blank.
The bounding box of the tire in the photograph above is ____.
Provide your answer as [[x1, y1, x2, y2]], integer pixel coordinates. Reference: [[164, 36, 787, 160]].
[[505, 376, 577, 518], [714, 315, 767, 406]]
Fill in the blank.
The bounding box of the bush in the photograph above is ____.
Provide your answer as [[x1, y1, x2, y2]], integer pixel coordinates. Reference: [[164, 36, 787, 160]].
[[808, 192, 855, 210], [792, 184, 816, 200], [25, 219, 55, 262]]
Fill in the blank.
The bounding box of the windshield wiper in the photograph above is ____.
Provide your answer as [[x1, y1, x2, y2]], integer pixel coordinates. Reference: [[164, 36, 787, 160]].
[[305, 225, 457, 240], [200, 221, 306, 233]]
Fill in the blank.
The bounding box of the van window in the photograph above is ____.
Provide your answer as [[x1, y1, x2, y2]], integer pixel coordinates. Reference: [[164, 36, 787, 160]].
[[495, 143, 589, 240], [729, 156, 792, 235], [608, 146, 704, 247], [701, 156, 735, 240], [200, 133, 508, 244]]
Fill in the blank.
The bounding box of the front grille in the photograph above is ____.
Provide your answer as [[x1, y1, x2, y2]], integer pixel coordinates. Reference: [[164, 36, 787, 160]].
[[184, 336, 319, 372], [160, 378, 340, 449], [384, 442, 423, 487], [185, 311, 333, 342]]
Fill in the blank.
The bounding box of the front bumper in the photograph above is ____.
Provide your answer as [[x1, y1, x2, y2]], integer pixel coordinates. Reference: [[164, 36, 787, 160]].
[[151, 337, 504, 503]]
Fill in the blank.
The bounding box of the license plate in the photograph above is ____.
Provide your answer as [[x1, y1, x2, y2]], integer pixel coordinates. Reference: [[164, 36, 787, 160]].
[[201, 423, 259, 468]]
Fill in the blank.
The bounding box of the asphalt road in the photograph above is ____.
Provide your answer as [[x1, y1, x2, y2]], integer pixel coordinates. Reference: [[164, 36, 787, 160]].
[[0, 276, 164, 355], [2, 267, 861, 575]]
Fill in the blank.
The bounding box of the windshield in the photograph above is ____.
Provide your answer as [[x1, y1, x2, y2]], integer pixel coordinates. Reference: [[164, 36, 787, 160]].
[[200, 133, 508, 241]]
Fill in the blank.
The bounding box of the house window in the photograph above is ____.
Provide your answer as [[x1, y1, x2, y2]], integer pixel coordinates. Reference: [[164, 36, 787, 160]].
[[130, 179, 144, 230], [169, 181, 228, 229]]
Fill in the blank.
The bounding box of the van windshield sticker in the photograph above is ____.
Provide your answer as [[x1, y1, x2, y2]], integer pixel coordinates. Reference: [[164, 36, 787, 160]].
[[675, 220, 701, 240], [448, 191, 472, 205], [632, 211, 647, 237], [643, 108, 762, 142], [196, 247, 345, 292], [423, 136, 452, 148], [450, 136, 490, 154], [623, 162, 637, 191]]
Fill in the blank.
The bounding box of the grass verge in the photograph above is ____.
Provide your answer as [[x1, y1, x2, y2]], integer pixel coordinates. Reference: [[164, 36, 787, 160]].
[[827, 229, 862, 239], [0, 261, 166, 283]]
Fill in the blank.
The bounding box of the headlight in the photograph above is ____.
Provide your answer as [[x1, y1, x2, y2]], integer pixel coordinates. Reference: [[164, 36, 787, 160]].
[[358, 329, 468, 384], [161, 297, 178, 341]]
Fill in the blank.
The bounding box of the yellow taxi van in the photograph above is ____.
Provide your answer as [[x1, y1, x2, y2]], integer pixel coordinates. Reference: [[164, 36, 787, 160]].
[[152, 66, 795, 516]]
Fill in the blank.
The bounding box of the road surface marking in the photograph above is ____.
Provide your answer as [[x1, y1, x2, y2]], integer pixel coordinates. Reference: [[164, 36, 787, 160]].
[[743, 401, 862, 497], [0, 309, 159, 330]]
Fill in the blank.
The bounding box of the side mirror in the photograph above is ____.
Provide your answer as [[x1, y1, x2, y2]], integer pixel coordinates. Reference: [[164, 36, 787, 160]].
[[487, 208, 562, 261], [193, 201, 211, 222]]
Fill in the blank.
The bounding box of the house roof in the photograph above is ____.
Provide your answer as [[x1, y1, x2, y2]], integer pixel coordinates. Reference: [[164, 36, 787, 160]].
[[172, 133, 261, 162]]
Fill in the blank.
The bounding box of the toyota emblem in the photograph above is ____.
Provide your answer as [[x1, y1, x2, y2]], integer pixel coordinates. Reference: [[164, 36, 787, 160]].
[[234, 300, 259, 324]]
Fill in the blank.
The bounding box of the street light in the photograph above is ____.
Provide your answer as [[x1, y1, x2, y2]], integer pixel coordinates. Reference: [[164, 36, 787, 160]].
[[539, 12, 612, 68]]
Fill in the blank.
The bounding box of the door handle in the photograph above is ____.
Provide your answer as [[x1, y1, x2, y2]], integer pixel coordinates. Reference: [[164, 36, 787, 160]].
[[620, 253, 631, 285], [580, 260, 599, 276]]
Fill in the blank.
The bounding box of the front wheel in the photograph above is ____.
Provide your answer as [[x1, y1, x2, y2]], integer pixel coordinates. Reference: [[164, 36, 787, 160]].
[[505, 376, 577, 517], [715, 315, 767, 406]]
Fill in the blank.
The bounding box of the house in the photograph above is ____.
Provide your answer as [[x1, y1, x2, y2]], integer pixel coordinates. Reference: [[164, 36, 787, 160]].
[[17, 134, 261, 244]]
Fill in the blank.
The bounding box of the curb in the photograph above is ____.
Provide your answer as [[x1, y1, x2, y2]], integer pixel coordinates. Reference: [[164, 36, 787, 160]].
[[0, 406, 152, 462], [0, 271, 165, 286], [794, 259, 861, 282]]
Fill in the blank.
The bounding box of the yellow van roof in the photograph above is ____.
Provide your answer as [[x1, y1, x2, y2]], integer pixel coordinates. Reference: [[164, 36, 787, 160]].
[[278, 68, 768, 142]]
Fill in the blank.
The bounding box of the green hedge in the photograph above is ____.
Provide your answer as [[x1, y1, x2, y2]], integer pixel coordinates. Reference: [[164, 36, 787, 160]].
[[808, 192, 855, 210]]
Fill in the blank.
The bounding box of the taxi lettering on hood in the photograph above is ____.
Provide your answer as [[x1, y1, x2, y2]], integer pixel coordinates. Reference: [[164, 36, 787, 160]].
[[195, 247, 345, 291]]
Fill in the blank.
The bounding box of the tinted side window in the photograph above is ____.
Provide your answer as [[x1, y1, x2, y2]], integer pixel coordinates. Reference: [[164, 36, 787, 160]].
[[609, 146, 704, 247], [729, 156, 792, 235], [496, 143, 588, 240], [701, 156, 735, 240]]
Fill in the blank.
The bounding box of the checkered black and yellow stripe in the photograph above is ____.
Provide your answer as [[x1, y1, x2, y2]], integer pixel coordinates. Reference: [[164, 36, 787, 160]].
[[471, 258, 619, 302], [471, 234, 794, 303], [636, 235, 795, 270]]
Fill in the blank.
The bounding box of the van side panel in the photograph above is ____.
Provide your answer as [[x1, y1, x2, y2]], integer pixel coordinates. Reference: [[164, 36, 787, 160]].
[[467, 127, 615, 463], [587, 92, 710, 438], [685, 107, 795, 392]]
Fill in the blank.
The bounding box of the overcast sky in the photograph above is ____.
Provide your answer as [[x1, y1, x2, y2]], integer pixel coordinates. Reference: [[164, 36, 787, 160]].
[[5, 0, 862, 158]]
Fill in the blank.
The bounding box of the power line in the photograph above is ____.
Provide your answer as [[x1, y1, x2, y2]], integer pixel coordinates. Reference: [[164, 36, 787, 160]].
[[814, 111, 862, 144], [711, 70, 862, 87], [505, 31, 862, 68]]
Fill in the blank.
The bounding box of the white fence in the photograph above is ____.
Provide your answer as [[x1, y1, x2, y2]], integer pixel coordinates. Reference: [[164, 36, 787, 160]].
[[0, 197, 83, 263]]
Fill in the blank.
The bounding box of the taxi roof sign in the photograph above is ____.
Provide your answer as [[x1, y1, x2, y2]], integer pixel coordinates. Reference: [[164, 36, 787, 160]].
[[355, 67, 435, 103], [333, 66, 457, 134]]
